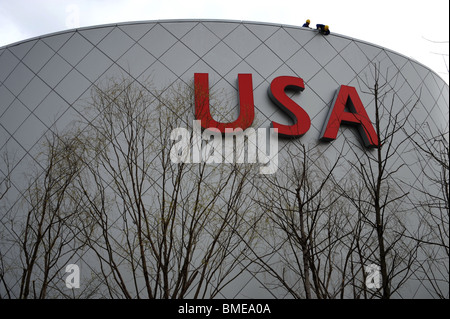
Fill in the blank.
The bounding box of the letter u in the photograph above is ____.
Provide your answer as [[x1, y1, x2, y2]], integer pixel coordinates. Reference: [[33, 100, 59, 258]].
[[194, 73, 255, 132]]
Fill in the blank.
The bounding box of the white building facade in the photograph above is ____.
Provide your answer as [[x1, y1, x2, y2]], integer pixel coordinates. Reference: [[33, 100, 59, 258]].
[[0, 20, 448, 299]]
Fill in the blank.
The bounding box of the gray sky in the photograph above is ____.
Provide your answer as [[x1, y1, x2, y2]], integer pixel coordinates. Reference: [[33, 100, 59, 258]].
[[0, 0, 448, 83]]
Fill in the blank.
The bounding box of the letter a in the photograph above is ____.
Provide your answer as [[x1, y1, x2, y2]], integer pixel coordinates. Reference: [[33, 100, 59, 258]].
[[194, 73, 255, 132], [320, 85, 378, 148], [65, 264, 80, 289]]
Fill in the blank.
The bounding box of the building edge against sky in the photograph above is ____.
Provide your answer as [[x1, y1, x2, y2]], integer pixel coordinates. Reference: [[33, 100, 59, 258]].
[[0, 20, 448, 298], [2, 19, 449, 86]]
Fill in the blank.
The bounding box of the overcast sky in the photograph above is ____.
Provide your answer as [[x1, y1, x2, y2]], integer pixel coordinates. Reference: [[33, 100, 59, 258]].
[[0, 0, 448, 83]]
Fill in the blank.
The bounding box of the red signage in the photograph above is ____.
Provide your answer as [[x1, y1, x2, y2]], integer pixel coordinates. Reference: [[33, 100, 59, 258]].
[[194, 73, 378, 148], [319, 85, 379, 148], [268, 76, 310, 137], [195, 73, 254, 132]]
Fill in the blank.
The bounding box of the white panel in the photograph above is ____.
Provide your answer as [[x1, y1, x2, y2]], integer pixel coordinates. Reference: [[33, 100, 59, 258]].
[[203, 41, 242, 76], [33, 91, 71, 128], [54, 69, 91, 104], [78, 26, 115, 46], [97, 27, 135, 62], [13, 114, 47, 152], [42, 32, 72, 52], [138, 23, 178, 59], [161, 21, 198, 39], [37, 54, 73, 88], [307, 68, 339, 104], [2, 62, 34, 96], [119, 23, 156, 42], [0, 99, 30, 135], [223, 24, 263, 58], [75, 47, 113, 83], [286, 48, 322, 81], [326, 54, 357, 85], [116, 43, 157, 79], [159, 41, 199, 77], [265, 28, 301, 61], [340, 41, 370, 75], [17, 76, 51, 111], [21, 40, 54, 73], [284, 27, 318, 47], [246, 44, 283, 79], [180, 23, 220, 57], [7, 40, 37, 60], [303, 34, 338, 67], [58, 32, 94, 66], [0, 85, 15, 115]]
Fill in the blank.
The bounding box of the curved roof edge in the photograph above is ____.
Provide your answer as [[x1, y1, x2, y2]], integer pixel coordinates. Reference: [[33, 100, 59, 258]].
[[1, 19, 448, 86]]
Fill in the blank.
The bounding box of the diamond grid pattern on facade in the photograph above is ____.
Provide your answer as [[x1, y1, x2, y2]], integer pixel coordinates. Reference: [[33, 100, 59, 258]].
[[265, 28, 304, 62], [223, 24, 263, 59], [180, 23, 221, 58], [21, 40, 56, 74], [0, 20, 448, 299], [37, 53, 73, 88], [58, 32, 95, 67]]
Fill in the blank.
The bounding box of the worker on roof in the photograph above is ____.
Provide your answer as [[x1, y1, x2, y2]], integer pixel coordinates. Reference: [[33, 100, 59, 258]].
[[316, 24, 330, 35], [302, 19, 311, 28]]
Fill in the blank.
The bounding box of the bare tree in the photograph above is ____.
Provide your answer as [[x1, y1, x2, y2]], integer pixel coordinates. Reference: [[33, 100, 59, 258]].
[[337, 63, 422, 298], [75, 75, 260, 298], [0, 130, 91, 298], [251, 142, 352, 299], [410, 122, 449, 298], [1, 65, 444, 299], [0, 152, 11, 201], [0, 151, 12, 297]]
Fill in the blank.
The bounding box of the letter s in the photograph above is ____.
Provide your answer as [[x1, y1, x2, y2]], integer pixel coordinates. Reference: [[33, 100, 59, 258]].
[[268, 76, 311, 137]]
